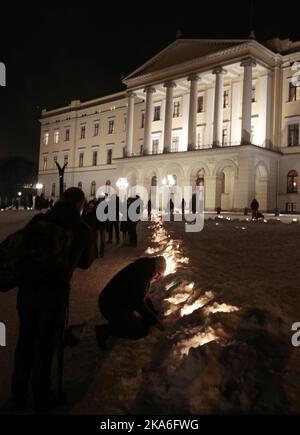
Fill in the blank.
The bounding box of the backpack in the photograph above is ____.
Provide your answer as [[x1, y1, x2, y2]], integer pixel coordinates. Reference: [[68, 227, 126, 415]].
[[0, 216, 73, 292]]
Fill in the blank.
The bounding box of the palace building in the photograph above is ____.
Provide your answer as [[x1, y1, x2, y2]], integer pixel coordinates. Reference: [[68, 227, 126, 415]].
[[38, 37, 300, 212]]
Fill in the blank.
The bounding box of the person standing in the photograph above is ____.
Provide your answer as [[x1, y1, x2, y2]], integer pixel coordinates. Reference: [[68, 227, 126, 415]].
[[251, 198, 259, 219], [11, 188, 95, 412]]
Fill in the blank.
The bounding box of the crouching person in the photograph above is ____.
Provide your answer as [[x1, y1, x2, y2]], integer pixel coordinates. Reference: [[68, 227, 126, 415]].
[[96, 256, 166, 344]]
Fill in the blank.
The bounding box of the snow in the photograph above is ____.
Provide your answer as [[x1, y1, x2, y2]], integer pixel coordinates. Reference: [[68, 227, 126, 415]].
[[0, 211, 300, 414]]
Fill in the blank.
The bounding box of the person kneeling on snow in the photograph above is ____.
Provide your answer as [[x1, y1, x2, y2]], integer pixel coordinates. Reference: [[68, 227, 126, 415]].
[[96, 256, 166, 344]]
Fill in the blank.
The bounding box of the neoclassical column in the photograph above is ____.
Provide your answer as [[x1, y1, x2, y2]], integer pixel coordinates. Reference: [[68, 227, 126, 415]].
[[125, 91, 136, 157], [241, 58, 256, 145], [187, 74, 200, 151], [163, 81, 176, 153], [212, 66, 226, 148], [144, 86, 156, 155]]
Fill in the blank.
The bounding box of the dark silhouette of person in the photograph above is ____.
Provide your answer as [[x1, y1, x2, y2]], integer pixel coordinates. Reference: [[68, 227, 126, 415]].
[[96, 196, 108, 257], [82, 200, 99, 257], [96, 256, 166, 343], [107, 194, 120, 244], [147, 199, 152, 220], [251, 198, 259, 219], [11, 188, 95, 412]]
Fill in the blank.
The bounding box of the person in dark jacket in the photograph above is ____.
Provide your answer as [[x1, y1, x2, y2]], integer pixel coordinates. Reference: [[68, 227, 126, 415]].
[[11, 188, 95, 412], [96, 256, 166, 342], [251, 198, 259, 219]]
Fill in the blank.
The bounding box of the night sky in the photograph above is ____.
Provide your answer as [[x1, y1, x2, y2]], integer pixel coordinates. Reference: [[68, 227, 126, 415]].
[[0, 1, 300, 163]]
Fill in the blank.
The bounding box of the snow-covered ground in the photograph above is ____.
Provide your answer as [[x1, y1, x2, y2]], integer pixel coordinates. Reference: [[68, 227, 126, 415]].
[[0, 211, 300, 414]]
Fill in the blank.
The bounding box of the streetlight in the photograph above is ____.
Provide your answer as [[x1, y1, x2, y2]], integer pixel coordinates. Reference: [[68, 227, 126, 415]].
[[36, 183, 43, 190], [116, 177, 129, 190]]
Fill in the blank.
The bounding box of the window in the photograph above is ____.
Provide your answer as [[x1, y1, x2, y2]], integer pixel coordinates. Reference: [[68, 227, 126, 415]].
[[141, 112, 145, 128], [153, 106, 161, 122], [54, 130, 59, 144], [91, 181, 96, 197], [152, 139, 159, 154], [288, 124, 299, 147], [65, 128, 70, 141], [44, 132, 49, 145], [63, 182, 67, 192], [53, 154, 58, 166], [223, 90, 230, 109], [287, 170, 298, 193], [80, 125, 86, 139], [51, 183, 56, 197], [286, 203, 297, 213], [197, 96, 204, 113], [252, 85, 256, 103], [92, 150, 98, 166], [171, 136, 179, 153], [123, 116, 127, 132], [79, 152, 84, 168], [222, 128, 228, 146], [197, 131, 203, 149], [123, 145, 126, 158], [173, 101, 181, 118], [43, 155, 48, 170], [64, 154, 68, 166], [289, 82, 300, 102], [78, 181, 82, 190], [107, 148, 113, 164], [93, 122, 100, 136], [108, 119, 115, 134]]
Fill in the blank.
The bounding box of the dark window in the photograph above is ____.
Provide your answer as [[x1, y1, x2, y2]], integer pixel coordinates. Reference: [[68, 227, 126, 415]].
[[140, 142, 144, 155], [43, 156, 48, 170], [65, 128, 70, 141], [288, 124, 299, 147], [53, 155, 58, 165], [79, 152, 84, 167], [92, 151, 98, 166], [80, 126, 86, 139], [153, 106, 161, 122], [289, 82, 300, 102], [108, 120, 114, 134], [107, 149, 112, 164], [197, 96, 204, 113], [94, 123, 100, 136], [287, 170, 298, 193], [64, 154, 68, 165]]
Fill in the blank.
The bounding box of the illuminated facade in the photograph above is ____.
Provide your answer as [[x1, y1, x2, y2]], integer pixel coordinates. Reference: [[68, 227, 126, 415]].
[[38, 37, 300, 212]]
